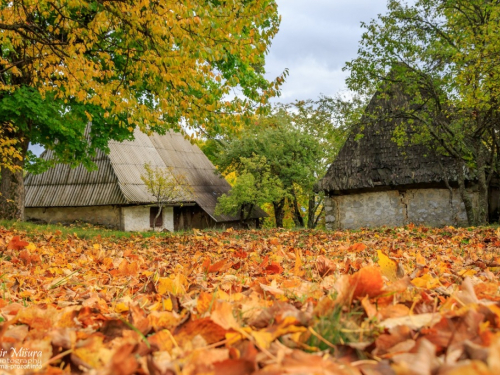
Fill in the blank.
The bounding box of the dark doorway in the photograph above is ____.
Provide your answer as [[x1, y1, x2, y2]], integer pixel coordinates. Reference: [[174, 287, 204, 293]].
[[150, 207, 163, 228]]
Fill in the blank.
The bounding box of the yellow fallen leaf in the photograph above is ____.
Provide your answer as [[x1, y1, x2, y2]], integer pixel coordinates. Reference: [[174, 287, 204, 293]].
[[115, 302, 129, 313], [416, 252, 426, 267], [377, 250, 399, 282], [163, 298, 173, 312], [226, 331, 244, 346], [251, 330, 274, 350], [157, 278, 172, 295], [458, 269, 477, 277], [158, 274, 187, 295], [411, 274, 440, 289], [294, 249, 304, 277]]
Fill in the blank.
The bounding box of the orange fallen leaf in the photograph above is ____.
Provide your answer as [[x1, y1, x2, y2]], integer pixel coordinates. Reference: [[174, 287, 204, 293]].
[[350, 266, 384, 299], [110, 343, 138, 375], [213, 359, 255, 375], [197, 291, 214, 315], [264, 262, 283, 275], [347, 243, 367, 253], [7, 235, 29, 250], [235, 250, 248, 258], [208, 259, 227, 273], [202, 257, 211, 273], [416, 251, 426, 267], [294, 249, 304, 277], [210, 301, 240, 330], [118, 260, 139, 276]]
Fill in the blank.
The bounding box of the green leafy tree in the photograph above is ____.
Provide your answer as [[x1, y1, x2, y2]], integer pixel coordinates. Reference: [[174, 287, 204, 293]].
[[345, 0, 500, 225], [0, 0, 282, 220], [204, 96, 358, 228], [215, 155, 285, 224], [214, 119, 322, 228], [282, 95, 365, 228]]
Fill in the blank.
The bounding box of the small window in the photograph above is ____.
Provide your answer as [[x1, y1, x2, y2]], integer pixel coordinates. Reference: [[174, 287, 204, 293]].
[[150, 207, 163, 228]]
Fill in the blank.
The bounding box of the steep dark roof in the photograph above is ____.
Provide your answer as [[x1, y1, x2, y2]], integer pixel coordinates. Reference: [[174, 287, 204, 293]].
[[318, 88, 459, 193], [25, 129, 266, 222]]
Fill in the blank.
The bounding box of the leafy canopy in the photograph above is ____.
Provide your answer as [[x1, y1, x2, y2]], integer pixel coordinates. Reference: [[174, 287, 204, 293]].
[[0, 0, 282, 170], [345, 0, 500, 163], [141, 163, 192, 205], [216, 119, 322, 193], [0, 125, 22, 173], [215, 155, 285, 220]]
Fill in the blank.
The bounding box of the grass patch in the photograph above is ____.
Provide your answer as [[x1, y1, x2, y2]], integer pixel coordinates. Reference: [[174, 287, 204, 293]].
[[308, 304, 379, 353], [0, 220, 270, 241], [0, 220, 171, 240]]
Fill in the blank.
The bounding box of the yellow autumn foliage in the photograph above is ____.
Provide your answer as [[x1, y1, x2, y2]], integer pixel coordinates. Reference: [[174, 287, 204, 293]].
[[0, 0, 282, 132], [0, 125, 22, 172]]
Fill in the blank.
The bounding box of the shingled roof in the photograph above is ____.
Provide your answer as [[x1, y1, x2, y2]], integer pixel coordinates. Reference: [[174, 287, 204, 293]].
[[318, 87, 460, 194], [25, 129, 266, 222]]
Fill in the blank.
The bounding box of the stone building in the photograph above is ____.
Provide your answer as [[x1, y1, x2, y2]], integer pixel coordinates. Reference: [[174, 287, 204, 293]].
[[318, 89, 498, 230], [25, 129, 265, 231]]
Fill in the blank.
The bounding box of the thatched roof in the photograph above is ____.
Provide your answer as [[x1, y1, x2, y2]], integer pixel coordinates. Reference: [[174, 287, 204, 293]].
[[25, 129, 266, 222], [318, 88, 459, 194]]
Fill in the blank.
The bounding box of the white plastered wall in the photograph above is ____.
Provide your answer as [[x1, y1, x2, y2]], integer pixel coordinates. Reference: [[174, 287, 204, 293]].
[[121, 206, 174, 232]]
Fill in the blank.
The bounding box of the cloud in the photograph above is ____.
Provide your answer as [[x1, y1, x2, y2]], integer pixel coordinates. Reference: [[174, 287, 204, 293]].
[[265, 0, 389, 102]]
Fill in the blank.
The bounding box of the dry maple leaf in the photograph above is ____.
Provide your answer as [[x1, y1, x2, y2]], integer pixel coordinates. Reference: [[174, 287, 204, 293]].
[[6, 235, 29, 250], [316, 255, 336, 277], [347, 242, 367, 253], [263, 262, 283, 275], [208, 259, 227, 273], [350, 266, 384, 299]]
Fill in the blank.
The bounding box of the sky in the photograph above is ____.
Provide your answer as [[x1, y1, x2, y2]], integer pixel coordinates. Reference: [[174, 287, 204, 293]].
[[265, 0, 389, 103]]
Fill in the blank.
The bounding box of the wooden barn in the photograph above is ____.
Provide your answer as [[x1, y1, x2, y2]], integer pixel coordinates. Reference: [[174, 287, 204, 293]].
[[318, 88, 499, 230], [24, 129, 266, 231]]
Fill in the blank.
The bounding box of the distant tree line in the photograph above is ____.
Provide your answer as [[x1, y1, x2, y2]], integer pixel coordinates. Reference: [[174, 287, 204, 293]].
[[207, 96, 363, 228]]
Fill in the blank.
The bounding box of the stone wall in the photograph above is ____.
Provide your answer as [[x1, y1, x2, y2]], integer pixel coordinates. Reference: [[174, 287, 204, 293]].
[[26, 206, 122, 229], [325, 188, 473, 230], [26, 205, 175, 232], [122, 206, 174, 232]]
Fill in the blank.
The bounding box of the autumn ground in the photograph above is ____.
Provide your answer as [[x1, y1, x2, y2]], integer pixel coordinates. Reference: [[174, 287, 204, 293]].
[[1, 223, 500, 374]]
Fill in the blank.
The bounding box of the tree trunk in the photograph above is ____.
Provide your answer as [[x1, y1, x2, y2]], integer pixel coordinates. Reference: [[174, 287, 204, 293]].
[[307, 194, 316, 229], [457, 163, 476, 226], [0, 167, 26, 220], [0, 136, 28, 221], [153, 205, 163, 232], [476, 149, 489, 225], [290, 189, 305, 228], [239, 203, 254, 229], [307, 193, 325, 229], [273, 198, 285, 228]]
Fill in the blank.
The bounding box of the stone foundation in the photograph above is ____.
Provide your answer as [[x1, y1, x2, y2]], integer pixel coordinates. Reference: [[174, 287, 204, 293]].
[[26, 205, 175, 232], [25, 206, 122, 229], [325, 188, 473, 230]]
